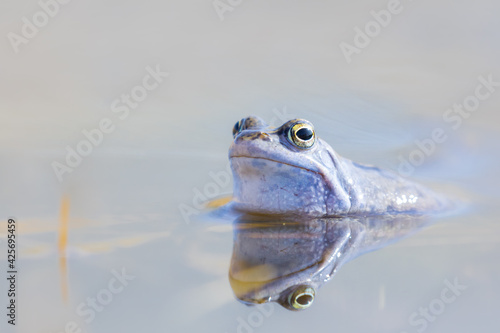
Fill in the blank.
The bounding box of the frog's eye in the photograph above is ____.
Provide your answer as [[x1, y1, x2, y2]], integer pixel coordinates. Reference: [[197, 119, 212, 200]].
[[288, 285, 315, 310], [288, 122, 315, 149], [232, 119, 244, 138]]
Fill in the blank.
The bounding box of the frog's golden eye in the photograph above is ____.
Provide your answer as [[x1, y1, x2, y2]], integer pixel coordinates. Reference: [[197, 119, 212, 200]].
[[232, 119, 244, 138], [288, 122, 315, 149], [288, 285, 315, 310]]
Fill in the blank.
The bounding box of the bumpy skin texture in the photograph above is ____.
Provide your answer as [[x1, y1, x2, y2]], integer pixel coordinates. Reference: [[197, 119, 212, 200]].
[[229, 116, 451, 216]]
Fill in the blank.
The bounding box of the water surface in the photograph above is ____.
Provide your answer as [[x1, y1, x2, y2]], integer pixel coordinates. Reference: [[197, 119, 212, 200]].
[[1, 1, 500, 332]]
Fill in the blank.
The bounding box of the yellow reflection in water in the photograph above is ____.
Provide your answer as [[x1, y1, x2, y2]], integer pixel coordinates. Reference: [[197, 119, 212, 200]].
[[58, 196, 70, 304], [205, 195, 232, 208]]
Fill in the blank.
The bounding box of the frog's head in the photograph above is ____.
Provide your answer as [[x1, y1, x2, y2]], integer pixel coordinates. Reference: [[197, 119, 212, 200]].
[[229, 116, 351, 216]]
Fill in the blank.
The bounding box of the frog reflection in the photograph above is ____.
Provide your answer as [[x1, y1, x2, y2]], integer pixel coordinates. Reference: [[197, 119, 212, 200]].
[[229, 214, 431, 310]]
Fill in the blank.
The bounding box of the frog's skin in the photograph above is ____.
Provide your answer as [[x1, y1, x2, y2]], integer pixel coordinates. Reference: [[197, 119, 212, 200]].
[[229, 214, 431, 310], [229, 116, 451, 216]]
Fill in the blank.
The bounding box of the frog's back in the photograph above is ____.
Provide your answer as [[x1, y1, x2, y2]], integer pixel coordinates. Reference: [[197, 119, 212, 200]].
[[343, 159, 455, 216]]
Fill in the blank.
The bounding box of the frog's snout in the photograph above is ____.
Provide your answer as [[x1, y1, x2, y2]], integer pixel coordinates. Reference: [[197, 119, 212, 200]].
[[234, 131, 271, 143]]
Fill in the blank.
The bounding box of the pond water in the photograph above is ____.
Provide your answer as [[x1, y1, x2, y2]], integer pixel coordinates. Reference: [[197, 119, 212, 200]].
[[1, 1, 499, 333]]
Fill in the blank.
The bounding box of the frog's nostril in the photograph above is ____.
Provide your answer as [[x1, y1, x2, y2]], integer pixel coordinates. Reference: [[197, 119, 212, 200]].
[[259, 132, 271, 141]]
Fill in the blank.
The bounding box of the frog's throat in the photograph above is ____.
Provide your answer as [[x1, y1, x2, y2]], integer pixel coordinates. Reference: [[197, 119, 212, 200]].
[[229, 155, 353, 215]]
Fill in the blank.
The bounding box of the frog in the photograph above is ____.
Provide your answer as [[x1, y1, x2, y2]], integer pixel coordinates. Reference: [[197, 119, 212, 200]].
[[229, 116, 452, 217], [229, 213, 432, 310]]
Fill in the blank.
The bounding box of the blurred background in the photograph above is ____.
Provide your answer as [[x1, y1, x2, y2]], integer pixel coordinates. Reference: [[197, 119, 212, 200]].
[[1, 0, 499, 332]]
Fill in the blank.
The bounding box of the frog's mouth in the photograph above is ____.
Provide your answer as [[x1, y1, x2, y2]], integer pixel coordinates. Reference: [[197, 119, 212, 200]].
[[229, 155, 320, 175]]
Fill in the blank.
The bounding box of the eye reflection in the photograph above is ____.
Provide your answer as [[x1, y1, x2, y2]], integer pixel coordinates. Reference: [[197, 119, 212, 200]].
[[288, 286, 315, 310]]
